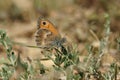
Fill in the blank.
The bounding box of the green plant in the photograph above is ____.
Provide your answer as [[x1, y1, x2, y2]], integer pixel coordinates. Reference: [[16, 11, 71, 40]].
[[0, 13, 120, 80]]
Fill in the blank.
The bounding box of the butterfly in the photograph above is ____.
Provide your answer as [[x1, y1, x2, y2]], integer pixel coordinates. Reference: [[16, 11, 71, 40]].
[[35, 17, 66, 49]]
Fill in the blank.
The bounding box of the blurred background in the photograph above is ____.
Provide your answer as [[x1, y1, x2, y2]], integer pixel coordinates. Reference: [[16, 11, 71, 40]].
[[0, 0, 120, 61]]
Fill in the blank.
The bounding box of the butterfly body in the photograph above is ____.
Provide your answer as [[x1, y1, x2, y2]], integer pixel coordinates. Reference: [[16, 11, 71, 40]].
[[35, 17, 65, 48]]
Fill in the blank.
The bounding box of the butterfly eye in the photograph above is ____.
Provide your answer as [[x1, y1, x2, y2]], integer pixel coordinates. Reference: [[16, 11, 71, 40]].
[[42, 21, 46, 25]]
